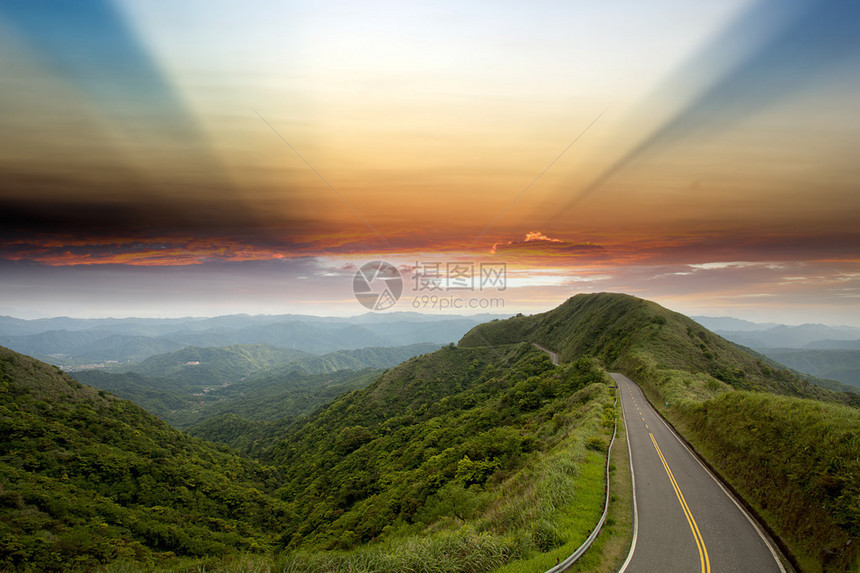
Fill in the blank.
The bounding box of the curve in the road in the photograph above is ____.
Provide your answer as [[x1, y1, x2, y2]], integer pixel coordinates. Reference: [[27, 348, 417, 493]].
[[532, 343, 559, 365], [612, 372, 787, 573]]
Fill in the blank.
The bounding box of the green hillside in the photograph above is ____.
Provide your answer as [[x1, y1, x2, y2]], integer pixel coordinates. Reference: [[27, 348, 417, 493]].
[[463, 293, 859, 571], [679, 392, 859, 573], [68, 370, 191, 422], [186, 369, 384, 453], [282, 343, 440, 375], [74, 344, 437, 429], [0, 346, 288, 571], [1, 341, 616, 572], [461, 293, 848, 401], [260, 342, 616, 569], [123, 344, 311, 388]]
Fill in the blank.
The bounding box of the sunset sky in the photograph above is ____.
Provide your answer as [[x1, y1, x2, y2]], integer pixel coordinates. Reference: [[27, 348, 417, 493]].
[[1, 0, 859, 324]]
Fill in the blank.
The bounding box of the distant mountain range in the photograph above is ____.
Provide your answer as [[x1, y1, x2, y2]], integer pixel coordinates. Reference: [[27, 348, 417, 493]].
[[0, 312, 501, 367], [693, 316, 860, 388], [693, 316, 860, 348]]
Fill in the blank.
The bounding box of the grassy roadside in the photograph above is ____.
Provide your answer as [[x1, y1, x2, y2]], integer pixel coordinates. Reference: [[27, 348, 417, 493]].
[[563, 408, 633, 573], [491, 448, 606, 573], [494, 382, 633, 573], [671, 393, 858, 573]]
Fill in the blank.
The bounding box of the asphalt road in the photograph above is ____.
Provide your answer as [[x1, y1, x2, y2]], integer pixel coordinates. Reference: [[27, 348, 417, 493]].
[[533, 343, 559, 365], [611, 373, 786, 573]]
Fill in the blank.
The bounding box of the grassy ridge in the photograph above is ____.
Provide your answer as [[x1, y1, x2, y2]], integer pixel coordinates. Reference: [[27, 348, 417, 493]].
[[464, 293, 859, 571], [462, 293, 848, 401], [676, 393, 859, 572]]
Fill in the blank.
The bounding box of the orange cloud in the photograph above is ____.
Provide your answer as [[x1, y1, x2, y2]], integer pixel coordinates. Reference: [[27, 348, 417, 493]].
[[490, 232, 607, 262]]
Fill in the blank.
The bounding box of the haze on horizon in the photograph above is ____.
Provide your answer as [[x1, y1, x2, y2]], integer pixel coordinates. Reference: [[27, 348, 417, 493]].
[[1, 0, 859, 326]]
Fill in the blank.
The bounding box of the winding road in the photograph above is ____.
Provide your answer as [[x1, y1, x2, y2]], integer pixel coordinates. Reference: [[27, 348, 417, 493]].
[[533, 343, 559, 365], [612, 373, 787, 573]]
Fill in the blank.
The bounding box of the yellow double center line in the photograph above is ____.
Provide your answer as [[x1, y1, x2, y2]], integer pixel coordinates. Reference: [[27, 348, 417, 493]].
[[650, 432, 711, 573]]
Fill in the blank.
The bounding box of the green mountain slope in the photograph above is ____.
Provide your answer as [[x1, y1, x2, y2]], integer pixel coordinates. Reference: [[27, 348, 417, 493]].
[[2, 340, 617, 571], [0, 346, 288, 571], [261, 342, 614, 565], [461, 292, 847, 401], [122, 344, 311, 388], [186, 368, 383, 453], [67, 370, 191, 422], [282, 342, 441, 375], [463, 293, 858, 572], [74, 343, 440, 429]]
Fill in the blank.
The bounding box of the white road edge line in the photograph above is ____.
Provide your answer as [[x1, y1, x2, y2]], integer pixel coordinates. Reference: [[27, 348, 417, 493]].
[[646, 384, 789, 573], [617, 378, 638, 573]]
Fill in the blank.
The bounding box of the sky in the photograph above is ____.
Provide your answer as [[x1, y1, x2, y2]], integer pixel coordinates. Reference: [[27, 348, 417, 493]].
[[1, 0, 859, 324]]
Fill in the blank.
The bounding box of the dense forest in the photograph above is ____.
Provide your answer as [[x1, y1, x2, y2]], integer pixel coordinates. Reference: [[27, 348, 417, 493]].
[[72, 343, 437, 427], [0, 346, 288, 570], [1, 339, 615, 571]]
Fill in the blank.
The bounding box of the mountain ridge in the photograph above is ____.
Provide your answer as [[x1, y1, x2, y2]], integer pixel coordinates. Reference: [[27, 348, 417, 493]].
[[459, 293, 857, 571]]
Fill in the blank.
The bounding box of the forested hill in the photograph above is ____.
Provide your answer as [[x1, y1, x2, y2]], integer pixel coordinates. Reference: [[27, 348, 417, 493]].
[[461, 292, 852, 403], [0, 345, 289, 571], [1, 340, 617, 572], [259, 342, 612, 556]]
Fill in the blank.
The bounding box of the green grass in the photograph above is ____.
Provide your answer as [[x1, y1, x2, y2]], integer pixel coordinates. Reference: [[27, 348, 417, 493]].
[[492, 449, 606, 573], [563, 412, 633, 573], [277, 529, 514, 573], [671, 392, 859, 573]]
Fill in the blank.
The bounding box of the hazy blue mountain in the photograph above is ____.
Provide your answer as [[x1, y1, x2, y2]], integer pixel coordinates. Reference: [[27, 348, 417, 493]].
[[760, 348, 860, 389], [692, 316, 780, 332], [166, 322, 388, 352], [0, 313, 495, 366], [71, 343, 440, 427], [1, 331, 188, 366], [710, 324, 860, 349], [804, 339, 860, 350], [122, 344, 312, 386], [0, 329, 115, 357]]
